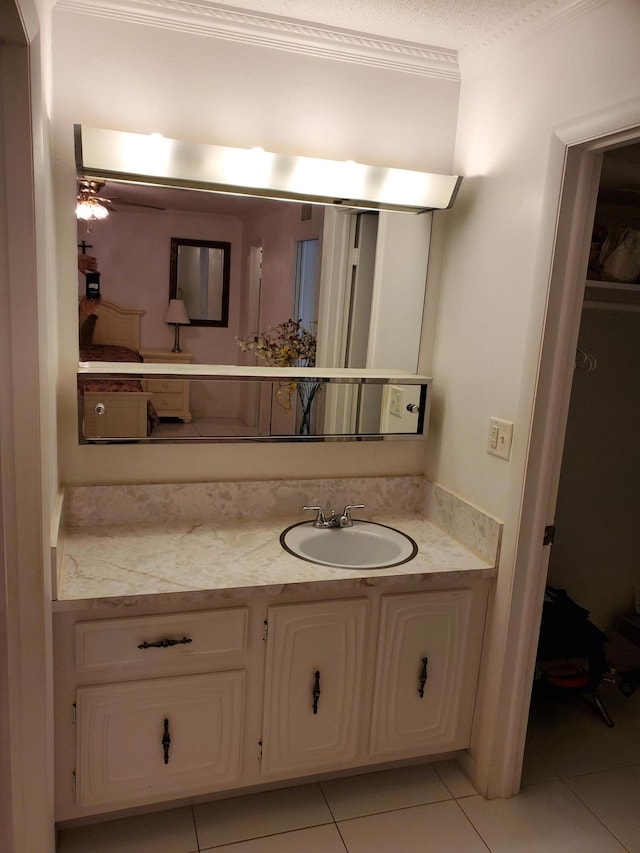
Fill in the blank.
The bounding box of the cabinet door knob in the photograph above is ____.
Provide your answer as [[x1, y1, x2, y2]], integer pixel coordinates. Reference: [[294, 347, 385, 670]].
[[418, 656, 428, 698], [162, 718, 171, 764], [312, 670, 321, 714]]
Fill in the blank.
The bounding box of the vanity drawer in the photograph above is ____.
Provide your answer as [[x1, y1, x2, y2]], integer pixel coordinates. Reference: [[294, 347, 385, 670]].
[[76, 608, 248, 675]]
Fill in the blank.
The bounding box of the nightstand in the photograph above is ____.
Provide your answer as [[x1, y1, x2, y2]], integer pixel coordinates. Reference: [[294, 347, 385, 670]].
[[139, 349, 194, 423]]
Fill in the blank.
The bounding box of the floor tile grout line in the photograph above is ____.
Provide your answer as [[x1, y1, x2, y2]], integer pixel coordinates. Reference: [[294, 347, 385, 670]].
[[555, 775, 634, 852], [317, 779, 340, 824], [196, 819, 345, 851], [189, 801, 202, 852], [332, 818, 351, 853], [553, 760, 640, 782], [332, 794, 468, 826], [448, 797, 494, 852], [432, 761, 475, 801], [316, 779, 350, 852]]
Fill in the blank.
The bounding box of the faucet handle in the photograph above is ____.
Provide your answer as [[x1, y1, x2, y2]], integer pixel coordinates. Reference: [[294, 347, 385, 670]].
[[302, 505, 326, 527], [341, 504, 365, 526]]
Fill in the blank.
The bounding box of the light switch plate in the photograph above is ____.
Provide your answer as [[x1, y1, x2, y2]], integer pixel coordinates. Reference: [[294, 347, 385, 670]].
[[487, 417, 514, 460]]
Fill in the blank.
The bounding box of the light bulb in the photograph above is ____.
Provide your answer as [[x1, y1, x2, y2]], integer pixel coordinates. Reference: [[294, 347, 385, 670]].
[[76, 199, 109, 221]]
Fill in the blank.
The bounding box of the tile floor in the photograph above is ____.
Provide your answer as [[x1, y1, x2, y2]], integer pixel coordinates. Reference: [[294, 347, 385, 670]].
[[56, 680, 640, 852]]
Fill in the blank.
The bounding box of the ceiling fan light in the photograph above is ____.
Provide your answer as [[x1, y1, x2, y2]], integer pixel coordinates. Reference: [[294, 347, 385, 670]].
[[76, 198, 109, 221]]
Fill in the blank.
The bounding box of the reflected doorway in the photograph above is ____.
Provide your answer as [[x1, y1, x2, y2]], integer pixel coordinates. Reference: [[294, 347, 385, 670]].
[[294, 238, 320, 330]]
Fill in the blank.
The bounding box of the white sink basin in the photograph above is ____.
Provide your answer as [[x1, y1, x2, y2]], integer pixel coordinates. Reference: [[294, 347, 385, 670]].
[[280, 520, 418, 569]]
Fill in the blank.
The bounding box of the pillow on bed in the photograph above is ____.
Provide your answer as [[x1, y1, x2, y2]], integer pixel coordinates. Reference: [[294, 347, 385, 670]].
[[79, 314, 98, 347]]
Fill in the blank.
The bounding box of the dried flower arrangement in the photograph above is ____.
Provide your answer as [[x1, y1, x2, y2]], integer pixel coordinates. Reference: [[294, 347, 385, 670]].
[[237, 319, 322, 433]]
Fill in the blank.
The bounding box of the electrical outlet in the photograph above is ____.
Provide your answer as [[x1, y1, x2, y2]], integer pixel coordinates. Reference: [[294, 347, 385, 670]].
[[487, 417, 514, 460], [389, 386, 404, 418]]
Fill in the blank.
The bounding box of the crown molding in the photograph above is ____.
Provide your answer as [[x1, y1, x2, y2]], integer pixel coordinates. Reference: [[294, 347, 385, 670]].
[[54, 0, 461, 80], [459, 0, 609, 72]]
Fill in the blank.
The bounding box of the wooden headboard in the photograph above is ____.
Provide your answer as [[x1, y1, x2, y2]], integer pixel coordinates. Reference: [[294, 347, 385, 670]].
[[92, 299, 145, 352]]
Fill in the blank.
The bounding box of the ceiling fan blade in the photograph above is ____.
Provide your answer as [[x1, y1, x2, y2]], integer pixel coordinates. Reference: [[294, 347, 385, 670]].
[[107, 197, 167, 211]]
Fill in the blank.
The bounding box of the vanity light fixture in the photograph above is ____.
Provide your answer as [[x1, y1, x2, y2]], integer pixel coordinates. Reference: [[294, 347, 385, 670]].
[[164, 298, 190, 353], [76, 180, 110, 221], [75, 125, 462, 213]]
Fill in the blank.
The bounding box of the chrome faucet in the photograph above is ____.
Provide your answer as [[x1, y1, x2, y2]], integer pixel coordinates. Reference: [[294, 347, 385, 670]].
[[302, 504, 365, 528]]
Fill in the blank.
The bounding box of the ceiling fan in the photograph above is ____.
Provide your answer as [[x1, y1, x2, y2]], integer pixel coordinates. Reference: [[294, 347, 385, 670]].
[[76, 179, 166, 221]]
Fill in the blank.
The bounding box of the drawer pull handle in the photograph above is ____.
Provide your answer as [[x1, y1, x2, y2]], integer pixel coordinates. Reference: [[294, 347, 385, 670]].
[[418, 656, 428, 698], [312, 670, 321, 714], [138, 636, 193, 650], [162, 718, 171, 764]]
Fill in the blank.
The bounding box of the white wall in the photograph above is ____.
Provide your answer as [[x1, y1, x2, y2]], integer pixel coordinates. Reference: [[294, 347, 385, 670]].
[[428, 0, 640, 796], [52, 10, 459, 485]]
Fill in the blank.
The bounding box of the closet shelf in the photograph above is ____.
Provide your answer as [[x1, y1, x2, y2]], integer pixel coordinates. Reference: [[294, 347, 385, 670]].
[[584, 280, 640, 311]]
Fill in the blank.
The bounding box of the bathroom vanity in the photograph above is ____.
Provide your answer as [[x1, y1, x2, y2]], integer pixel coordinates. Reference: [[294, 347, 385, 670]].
[[52, 477, 499, 823]]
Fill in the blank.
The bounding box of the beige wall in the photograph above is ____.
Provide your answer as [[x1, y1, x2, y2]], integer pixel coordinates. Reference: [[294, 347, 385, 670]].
[[52, 10, 460, 485]]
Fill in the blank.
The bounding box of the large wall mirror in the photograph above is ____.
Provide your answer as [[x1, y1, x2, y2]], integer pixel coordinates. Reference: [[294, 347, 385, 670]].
[[75, 126, 459, 442], [169, 237, 230, 326]]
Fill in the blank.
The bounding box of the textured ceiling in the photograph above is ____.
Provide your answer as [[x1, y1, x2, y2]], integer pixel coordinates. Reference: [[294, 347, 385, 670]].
[[214, 0, 539, 50]]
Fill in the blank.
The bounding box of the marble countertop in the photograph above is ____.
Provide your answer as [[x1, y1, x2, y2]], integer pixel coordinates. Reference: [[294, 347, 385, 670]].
[[55, 513, 495, 611]]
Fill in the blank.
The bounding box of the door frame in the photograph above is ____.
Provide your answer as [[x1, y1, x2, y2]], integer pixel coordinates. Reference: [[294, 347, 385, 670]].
[[500, 96, 640, 797], [0, 2, 55, 848]]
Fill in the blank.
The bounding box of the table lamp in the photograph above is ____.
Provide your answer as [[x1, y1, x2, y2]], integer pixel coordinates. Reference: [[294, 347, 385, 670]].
[[164, 299, 190, 353]]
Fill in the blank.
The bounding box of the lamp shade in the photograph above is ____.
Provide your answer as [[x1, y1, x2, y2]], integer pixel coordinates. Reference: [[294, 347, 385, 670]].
[[164, 299, 190, 325]]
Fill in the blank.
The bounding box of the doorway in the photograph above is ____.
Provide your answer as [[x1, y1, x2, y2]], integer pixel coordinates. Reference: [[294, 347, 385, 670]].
[[513, 113, 640, 795], [525, 138, 640, 779], [547, 143, 640, 633], [293, 238, 320, 331]]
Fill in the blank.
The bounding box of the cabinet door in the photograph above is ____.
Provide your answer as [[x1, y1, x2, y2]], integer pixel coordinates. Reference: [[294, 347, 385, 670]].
[[370, 589, 485, 757], [76, 671, 244, 807], [262, 598, 367, 774]]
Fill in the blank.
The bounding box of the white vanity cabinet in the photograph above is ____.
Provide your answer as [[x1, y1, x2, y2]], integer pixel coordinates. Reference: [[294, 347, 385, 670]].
[[261, 598, 368, 774], [54, 577, 489, 822]]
